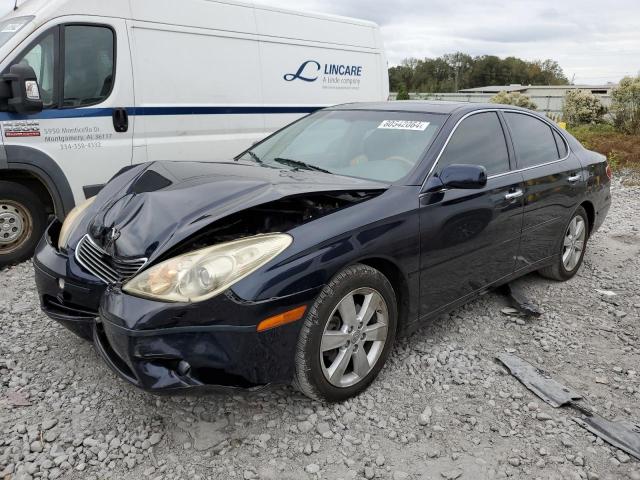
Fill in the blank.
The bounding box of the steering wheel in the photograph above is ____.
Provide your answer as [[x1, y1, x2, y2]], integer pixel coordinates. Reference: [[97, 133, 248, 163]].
[[383, 155, 415, 170]]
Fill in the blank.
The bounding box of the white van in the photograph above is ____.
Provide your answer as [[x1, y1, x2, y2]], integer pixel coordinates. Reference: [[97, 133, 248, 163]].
[[0, 0, 389, 266]]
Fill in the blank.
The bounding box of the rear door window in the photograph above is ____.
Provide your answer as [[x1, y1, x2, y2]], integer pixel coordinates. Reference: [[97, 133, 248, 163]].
[[553, 130, 568, 158], [63, 25, 115, 107], [437, 112, 510, 176], [504, 113, 560, 168]]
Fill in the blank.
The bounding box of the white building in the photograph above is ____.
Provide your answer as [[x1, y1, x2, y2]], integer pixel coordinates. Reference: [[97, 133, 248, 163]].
[[394, 84, 616, 117]]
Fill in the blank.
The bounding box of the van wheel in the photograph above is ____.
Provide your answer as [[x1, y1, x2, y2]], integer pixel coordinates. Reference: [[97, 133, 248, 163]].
[[539, 206, 589, 281], [293, 264, 397, 402], [0, 181, 47, 268]]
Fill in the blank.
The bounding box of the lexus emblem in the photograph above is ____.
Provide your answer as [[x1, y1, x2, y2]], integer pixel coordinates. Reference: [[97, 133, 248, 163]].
[[104, 227, 121, 254]]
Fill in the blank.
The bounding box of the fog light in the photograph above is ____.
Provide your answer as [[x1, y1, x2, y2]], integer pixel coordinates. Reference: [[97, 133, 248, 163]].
[[58, 278, 65, 290]]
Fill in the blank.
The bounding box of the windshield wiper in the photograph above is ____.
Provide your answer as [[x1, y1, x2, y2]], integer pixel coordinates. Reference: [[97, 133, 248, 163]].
[[238, 150, 263, 164], [273, 157, 332, 174]]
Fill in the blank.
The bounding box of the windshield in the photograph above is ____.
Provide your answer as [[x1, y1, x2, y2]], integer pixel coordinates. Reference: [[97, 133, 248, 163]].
[[237, 110, 445, 183], [0, 15, 33, 49]]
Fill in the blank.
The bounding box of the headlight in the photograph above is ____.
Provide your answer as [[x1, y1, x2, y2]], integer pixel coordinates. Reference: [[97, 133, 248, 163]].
[[58, 196, 96, 250], [123, 234, 293, 303]]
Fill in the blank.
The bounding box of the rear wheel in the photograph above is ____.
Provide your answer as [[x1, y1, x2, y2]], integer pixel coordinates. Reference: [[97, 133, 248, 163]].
[[539, 206, 589, 281], [294, 264, 397, 402], [0, 181, 47, 268]]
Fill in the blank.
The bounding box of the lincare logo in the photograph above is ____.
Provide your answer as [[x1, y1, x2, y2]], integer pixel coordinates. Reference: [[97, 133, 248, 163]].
[[284, 60, 363, 89], [283, 60, 321, 82]]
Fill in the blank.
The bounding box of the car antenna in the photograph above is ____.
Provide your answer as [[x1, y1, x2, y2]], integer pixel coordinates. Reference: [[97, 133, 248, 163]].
[[13, 0, 18, 10]]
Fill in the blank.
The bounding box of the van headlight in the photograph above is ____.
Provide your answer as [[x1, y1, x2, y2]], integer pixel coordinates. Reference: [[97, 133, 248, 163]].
[[58, 196, 96, 250], [123, 234, 293, 303]]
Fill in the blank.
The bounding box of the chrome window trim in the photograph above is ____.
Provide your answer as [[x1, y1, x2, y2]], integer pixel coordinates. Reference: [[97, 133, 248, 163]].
[[487, 158, 565, 180], [421, 108, 572, 189]]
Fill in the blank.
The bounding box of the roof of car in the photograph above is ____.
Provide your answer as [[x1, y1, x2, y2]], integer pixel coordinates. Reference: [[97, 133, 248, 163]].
[[329, 101, 533, 115]]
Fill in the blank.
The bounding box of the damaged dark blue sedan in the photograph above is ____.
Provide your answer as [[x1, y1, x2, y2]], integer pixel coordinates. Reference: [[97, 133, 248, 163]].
[[33, 102, 611, 401]]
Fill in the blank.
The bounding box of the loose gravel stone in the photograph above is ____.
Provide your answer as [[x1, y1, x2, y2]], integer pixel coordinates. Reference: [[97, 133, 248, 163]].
[[1, 179, 639, 480]]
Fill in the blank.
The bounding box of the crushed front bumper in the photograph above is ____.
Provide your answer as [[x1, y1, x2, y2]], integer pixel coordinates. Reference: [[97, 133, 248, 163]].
[[33, 221, 106, 340], [33, 222, 321, 392]]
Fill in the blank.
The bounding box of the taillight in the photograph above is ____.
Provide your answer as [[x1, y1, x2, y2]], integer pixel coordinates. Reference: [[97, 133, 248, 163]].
[[606, 164, 613, 180]]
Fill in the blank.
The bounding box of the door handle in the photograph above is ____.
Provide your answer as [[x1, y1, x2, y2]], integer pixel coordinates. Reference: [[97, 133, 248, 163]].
[[505, 189, 523, 201], [112, 108, 129, 133], [568, 174, 581, 183]]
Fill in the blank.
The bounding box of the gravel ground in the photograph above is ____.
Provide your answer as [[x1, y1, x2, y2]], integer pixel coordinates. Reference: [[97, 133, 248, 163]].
[[1, 180, 639, 480]]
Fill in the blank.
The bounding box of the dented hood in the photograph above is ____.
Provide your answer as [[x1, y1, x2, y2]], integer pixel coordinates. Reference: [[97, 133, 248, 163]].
[[83, 161, 386, 262]]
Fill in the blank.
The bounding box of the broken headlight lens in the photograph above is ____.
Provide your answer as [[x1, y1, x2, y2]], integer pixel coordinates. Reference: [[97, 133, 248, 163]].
[[122, 234, 293, 303], [58, 196, 96, 250]]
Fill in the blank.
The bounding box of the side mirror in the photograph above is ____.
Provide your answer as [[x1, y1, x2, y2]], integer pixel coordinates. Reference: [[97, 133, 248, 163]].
[[424, 164, 488, 192], [0, 63, 43, 114]]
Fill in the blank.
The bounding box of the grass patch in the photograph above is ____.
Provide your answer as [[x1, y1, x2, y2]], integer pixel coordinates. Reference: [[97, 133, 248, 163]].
[[568, 124, 640, 171]]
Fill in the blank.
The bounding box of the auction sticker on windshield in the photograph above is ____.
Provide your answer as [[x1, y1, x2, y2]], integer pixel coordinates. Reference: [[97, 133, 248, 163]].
[[378, 120, 430, 131]]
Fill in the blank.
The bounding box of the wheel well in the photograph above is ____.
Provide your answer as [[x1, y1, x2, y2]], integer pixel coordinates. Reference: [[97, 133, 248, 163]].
[[580, 201, 595, 235], [358, 257, 410, 332], [1, 170, 55, 216]]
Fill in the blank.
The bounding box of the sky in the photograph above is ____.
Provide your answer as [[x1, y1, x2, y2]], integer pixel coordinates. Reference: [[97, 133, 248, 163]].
[[1, 0, 636, 85], [255, 0, 639, 85]]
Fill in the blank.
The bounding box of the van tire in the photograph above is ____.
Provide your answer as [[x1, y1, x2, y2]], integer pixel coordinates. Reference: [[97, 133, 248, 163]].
[[0, 181, 47, 269]]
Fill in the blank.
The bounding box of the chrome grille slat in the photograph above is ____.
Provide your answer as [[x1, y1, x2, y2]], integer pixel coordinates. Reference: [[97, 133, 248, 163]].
[[75, 235, 147, 285], [79, 250, 120, 283]]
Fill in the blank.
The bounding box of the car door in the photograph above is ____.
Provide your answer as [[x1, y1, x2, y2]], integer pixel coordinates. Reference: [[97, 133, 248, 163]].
[[501, 112, 584, 270], [1, 19, 134, 204], [419, 111, 524, 317]]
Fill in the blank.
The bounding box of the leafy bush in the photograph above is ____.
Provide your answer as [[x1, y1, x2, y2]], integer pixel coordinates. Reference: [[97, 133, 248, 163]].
[[611, 75, 640, 135], [568, 124, 640, 171], [562, 90, 606, 125], [396, 84, 410, 100], [490, 91, 537, 110]]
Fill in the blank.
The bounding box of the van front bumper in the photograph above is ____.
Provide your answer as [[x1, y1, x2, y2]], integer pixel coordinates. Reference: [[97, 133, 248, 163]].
[[34, 222, 320, 391]]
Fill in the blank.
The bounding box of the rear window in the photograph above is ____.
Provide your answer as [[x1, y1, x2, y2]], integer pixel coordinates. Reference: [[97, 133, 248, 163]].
[[504, 113, 559, 168]]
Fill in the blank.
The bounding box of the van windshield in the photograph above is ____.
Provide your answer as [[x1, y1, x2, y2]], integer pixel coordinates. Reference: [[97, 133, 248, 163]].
[[237, 110, 445, 183], [0, 16, 33, 49]]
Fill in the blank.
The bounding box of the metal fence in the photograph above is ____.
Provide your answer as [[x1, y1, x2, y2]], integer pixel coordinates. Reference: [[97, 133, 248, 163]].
[[390, 92, 613, 118]]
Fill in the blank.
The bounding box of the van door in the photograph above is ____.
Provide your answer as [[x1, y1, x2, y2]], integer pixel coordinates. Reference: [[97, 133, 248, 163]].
[[1, 18, 134, 204]]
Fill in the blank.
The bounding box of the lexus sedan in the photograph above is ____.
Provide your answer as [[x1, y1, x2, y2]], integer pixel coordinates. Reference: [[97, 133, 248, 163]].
[[33, 102, 611, 401]]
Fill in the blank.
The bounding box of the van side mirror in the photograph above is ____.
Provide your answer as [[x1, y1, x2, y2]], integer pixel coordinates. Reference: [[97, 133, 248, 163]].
[[423, 164, 488, 192], [0, 64, 44, 114]]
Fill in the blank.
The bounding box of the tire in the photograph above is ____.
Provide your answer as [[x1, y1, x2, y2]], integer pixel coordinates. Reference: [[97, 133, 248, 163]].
[[294, 264, 398, 402], [0, 181, 47, 269], [539, 206, 589, 281]]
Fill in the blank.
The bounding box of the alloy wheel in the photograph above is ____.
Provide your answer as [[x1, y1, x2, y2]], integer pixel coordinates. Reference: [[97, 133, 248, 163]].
[[562, 215, 586, 271], [320, 287, 389, 388]]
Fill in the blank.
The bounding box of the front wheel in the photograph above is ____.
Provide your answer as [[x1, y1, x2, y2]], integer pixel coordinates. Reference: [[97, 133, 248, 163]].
[[539, 206, 589, 281], [294, 264, 397, 402], [0, 181, 47, 269]]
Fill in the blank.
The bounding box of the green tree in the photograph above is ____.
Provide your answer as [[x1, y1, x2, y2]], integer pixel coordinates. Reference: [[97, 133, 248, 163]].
[[395, 84, 410, 100], [490, 91, 537, 110], [387, 53, 569, 93], [611, 75, 640, 134], [562, 90, 607, 125]]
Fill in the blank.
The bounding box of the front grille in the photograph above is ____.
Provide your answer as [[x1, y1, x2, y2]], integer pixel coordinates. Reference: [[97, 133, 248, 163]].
[[75, 235, 147, 284]]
